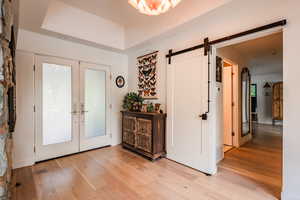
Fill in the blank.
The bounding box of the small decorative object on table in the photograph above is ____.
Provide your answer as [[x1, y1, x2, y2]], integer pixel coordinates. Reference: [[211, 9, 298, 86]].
[[122, 92, 144, 112], [141, 104, 148, 112], [155, 103, 161, 113], [147, 103, 154, 112]]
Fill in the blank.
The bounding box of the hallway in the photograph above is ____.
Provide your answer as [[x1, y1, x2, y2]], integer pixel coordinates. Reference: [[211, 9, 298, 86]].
[[219, 124, 282, 199]]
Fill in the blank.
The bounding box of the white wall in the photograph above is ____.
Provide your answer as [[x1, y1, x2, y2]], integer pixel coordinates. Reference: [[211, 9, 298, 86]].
[[127, 0, 300, 199], [13, 29, 128, 169], [217, 46, 247, 68], [251, 73, 283, 125], [14, 51, 35, 169]]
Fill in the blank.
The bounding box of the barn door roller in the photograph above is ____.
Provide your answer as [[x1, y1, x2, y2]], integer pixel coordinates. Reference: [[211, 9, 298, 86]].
[[204, 37, 210, 56]]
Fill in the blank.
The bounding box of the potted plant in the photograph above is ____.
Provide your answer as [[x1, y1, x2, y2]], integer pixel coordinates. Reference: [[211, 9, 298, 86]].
[[122, 92, 144, 112], [147, 103, 155, 113]]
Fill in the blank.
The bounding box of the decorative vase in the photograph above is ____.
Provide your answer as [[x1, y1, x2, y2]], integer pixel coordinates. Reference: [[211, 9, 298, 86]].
[[141, 104, 148, 112], [155, 103, 161, 113]]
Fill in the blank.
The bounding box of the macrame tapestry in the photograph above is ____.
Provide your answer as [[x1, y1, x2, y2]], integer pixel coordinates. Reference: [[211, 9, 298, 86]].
[[137, 51, 158, 99]]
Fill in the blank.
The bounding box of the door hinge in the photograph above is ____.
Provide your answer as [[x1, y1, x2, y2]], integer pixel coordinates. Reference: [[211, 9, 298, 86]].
[[34, 146, 36, 153], [33, 65, 36, 71], [33, 105, 36, 112], [232, 132, 235, 136], [110, 74, 112, 80], [232, 102, 235, 107]]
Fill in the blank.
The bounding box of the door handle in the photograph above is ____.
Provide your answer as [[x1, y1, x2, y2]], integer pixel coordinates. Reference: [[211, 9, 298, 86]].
[[81, 110, 89, 114], [71, 111, 79, 115], [199, 113, 208, 120], [71, 103, 79, 115], [80, 103, 88, 115]]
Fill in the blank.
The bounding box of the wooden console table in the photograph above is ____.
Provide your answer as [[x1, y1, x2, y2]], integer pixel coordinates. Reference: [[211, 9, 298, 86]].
[[121, 111, 166, 160]]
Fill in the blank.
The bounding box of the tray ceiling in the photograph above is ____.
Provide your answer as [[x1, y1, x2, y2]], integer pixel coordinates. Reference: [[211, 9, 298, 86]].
[[19, 0, 233, 50]]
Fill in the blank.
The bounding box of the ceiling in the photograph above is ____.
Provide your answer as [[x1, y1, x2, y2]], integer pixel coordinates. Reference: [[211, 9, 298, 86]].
[[18, 0, 233, 51], [220, 32, 283, 75]]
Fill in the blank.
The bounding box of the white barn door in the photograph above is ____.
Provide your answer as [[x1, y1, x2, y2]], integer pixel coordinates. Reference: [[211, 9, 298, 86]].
[[167, 49, 216, 175]]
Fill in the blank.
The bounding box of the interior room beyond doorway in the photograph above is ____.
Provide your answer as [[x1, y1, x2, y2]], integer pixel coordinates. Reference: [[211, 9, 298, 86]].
[[217, 31, 283, 199]]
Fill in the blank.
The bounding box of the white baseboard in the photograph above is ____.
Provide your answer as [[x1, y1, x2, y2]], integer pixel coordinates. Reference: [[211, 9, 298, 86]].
[[13, 157, 35, 169], [282, 191, 300, 200], [216, 148, 224, 164]]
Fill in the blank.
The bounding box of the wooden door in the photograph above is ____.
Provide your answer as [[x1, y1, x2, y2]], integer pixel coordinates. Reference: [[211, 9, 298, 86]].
[[136, 118, 152, 153], [272, 82, 283, 120], [223, 66, 233, 146], [122, 116, 136, 146]]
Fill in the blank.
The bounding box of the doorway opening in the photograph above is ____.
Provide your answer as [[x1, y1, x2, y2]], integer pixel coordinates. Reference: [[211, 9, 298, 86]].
[[221, 59, 239, 153], [217, 31, 283, 199]]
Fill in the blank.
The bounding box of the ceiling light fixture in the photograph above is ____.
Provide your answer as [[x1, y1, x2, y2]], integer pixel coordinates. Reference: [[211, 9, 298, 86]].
[[128, 0, 182, 16]]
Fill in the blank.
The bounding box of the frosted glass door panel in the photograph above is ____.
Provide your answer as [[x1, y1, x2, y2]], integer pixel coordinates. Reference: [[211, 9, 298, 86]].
[[84, 69, 106, 138], [42, 63, 72, 145]]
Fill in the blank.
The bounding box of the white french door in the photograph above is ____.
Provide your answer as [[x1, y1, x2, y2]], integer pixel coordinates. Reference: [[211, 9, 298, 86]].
[[35, 56, 111, 161], [35, 56, 80, 161], [79, 62, 111, 151]]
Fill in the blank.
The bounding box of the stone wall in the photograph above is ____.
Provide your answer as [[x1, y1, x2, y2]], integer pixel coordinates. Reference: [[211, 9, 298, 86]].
[[0, 0, 17, 199]]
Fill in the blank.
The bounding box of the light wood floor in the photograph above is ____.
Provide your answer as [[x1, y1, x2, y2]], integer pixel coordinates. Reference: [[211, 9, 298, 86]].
[[219, 124, 282, 199], [12, 124, 282, 200], [223, 145, 234, 153]]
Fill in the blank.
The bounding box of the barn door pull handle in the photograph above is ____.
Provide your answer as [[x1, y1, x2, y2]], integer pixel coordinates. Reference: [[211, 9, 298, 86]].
[[199, 113, 208, 120]]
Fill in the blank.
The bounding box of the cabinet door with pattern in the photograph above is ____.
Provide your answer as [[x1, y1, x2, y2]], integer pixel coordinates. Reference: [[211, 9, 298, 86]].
[[136, 134, 152, 153], [123, 116, 136, 146], [136, 118, 152, 153], [137, 118, 152, 135]]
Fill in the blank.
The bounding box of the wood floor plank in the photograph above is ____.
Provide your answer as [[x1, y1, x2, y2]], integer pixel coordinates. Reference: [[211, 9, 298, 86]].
[[219, 124, 282, 199], [13, 167, 38, 200], [32, 160, 78, 200], [12, 124, 282, 200]]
